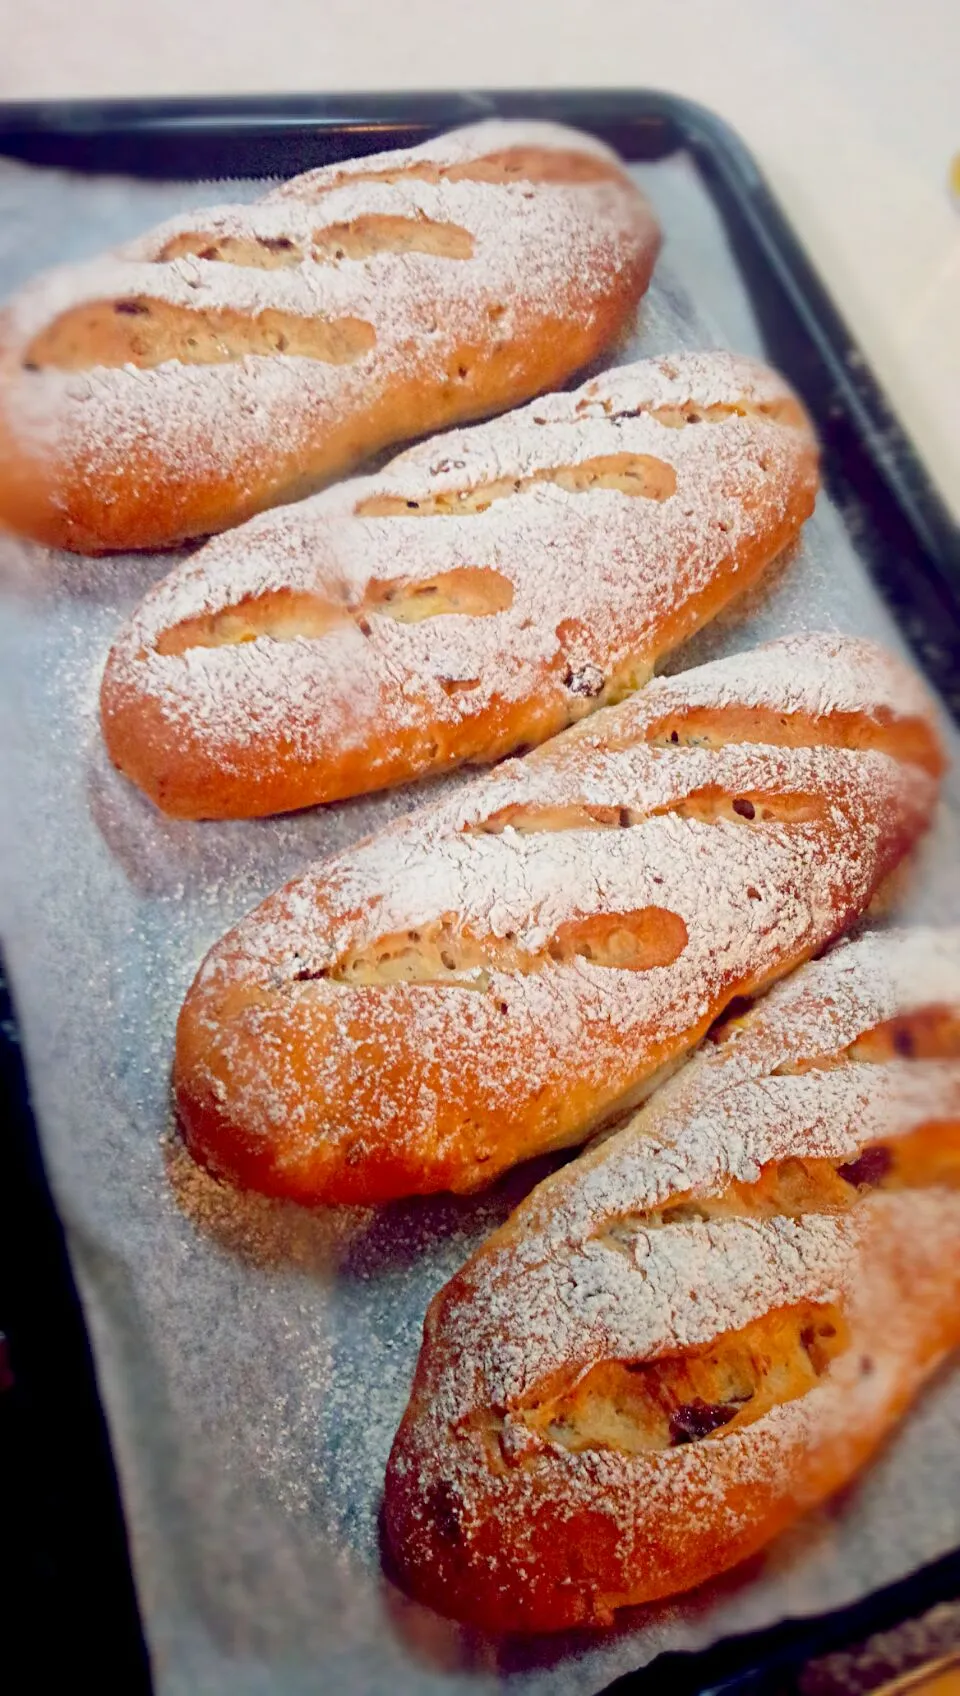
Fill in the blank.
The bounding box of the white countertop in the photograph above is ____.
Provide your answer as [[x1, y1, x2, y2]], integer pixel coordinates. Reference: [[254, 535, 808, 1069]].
[[3, 0, 958, 519]]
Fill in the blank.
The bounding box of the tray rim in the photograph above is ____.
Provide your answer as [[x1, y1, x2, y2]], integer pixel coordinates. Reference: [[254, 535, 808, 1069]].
[[1, 86, 956, 631], [1, 85, 958, 1696]]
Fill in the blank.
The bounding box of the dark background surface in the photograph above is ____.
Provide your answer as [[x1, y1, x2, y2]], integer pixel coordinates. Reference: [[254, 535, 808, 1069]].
[[0, 967, 151, 1686], [0, 89, 958, 1694]]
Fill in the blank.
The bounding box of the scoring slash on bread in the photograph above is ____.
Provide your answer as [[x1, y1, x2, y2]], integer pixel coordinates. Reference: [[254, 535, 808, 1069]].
[[174, 633, 943, 1207], [384, 926, 960, 1633], [100, 351, 818, 819], [0, 120, 660, 554]]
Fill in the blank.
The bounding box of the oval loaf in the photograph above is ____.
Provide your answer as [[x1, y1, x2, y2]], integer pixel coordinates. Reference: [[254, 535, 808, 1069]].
[[0, 120, 660, 553], [174, 633, 943, 1206], [101, 351, 818, 818], [384, 926, 960, 1632]]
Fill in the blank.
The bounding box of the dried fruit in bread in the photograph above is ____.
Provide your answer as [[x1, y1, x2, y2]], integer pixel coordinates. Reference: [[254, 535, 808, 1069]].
[[101, 351, 817, 818], [0, 120, 660, 552], [385, 926, 960, 1631], [174, 633, 943, 1205]]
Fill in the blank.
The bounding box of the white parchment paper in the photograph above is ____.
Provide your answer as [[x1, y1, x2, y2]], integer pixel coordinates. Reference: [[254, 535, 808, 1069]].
[[1, 149, 959, 1696]]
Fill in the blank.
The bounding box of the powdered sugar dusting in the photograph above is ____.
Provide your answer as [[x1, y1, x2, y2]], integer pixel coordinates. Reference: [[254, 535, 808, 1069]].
[[103, 351, 817, 805], [517, 926, 960, 1256], [7, 175, 640, 347], [606, 628, 938, 728], [269, 120, 622, 197], [386, 927, 960, 1627], [1, 118, 658, 540], [2, 136, 960, 1690], [178, 634, 940, 1203]]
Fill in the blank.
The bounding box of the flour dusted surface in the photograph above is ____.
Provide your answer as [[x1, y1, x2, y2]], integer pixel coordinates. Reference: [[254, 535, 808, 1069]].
[[176, 632, 940, 1205], [2, 118, 658, 549], [102, 350, 817, 812], [385, 929, 960, 1627], [5, 142, 960, 1694]]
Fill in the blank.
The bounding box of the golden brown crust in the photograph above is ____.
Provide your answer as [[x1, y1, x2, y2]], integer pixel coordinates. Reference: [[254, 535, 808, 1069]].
[[383, 928, 960, 1632], [173, 634, 943, 1207], [0, 121, 660, 553], [98, 351, 818, 819]]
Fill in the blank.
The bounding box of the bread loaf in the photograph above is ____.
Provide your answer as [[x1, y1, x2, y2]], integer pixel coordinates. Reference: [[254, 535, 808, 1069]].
[[101, 351, 817, 818], [384, 926, 960, 1632], [174, 633, 943, 1206], [0, 120, 660, 553]]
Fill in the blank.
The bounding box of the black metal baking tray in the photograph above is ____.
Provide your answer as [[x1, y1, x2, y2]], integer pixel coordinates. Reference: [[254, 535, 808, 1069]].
[[1, 88, 958, 1695]]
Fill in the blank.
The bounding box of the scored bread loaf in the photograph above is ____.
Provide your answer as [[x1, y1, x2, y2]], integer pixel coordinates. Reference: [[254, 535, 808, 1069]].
[[384, 926, 960, 1633], [0, 120, 660, 553], [100, 351, 818, 818], [174, 633, 943, 1206]]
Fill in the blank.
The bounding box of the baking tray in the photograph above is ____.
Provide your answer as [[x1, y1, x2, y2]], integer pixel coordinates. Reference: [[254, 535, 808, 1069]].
[[1, 89, 959, 1695]]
